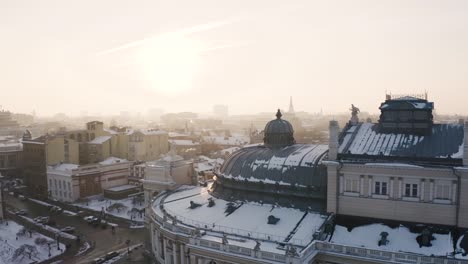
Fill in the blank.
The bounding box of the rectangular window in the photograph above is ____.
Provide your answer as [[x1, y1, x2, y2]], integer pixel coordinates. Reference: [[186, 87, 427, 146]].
[[345, 178, 359, 193], [68, 182, 71, 191], [405, 183, 418, 197], [435, 185, 450, 200], [374, 181, 387, 195]]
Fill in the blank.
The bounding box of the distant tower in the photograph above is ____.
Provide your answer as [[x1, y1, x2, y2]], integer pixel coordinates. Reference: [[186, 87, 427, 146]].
[[288, 96, 295, 113]]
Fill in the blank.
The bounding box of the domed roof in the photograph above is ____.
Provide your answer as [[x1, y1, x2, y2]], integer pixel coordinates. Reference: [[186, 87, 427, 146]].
[[218, 144, 328, 191], [263, 109, 295, 147]]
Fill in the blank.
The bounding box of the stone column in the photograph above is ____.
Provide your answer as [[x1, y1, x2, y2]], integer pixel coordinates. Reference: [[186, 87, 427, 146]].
[[398, 178, 403, 199], [173, 241, 178, 264], [360, 175, 365, 197], [368, 176, 373, 197], [389, 177, 394, 198], [180, 244, 185, 264], [328, 121, 339, 160], [190, 255, 196, 264], [420, 179, 425, 202], [326, 162, 340, 213], [163, 238, 168, 263], [429, 180, 434, 201], [452, 180, 458, 204]]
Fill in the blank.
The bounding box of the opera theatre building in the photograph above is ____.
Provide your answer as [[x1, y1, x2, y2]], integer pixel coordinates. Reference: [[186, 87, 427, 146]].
[[146, 96, 468, 264]]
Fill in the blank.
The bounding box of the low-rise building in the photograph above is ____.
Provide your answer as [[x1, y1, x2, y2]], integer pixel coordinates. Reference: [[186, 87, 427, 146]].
[[47, 157, 132, 202], [142, 151, 194, 204], [23, 132, 79, 198], [0, 137, 22, 177], [128, 129, 169, 161]]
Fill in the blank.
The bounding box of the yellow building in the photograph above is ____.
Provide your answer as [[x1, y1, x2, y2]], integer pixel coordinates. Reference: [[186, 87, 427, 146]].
[[67, 121, 169, 164]]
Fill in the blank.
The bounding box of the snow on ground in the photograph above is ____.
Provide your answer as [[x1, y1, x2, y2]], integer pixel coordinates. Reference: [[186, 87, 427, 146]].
[[0, 220, 65, 264], [330, 224, 453, 256], [74, 195, 145, 222], [17, 215, 76, 240], [161, 185, 326, 246]]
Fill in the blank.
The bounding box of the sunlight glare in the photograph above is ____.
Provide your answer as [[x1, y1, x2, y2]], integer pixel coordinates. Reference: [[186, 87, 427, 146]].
[[137, 35, 202, 96]]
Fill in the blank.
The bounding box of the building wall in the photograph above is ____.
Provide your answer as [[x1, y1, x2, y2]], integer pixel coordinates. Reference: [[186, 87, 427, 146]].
[[45, 137, 65, 165], [22, 142, 48, 197], [47, 172, 75, 202], [0, 147, 23, 177], [332, 163, 461, 226], [171, 162, 194, 185], [100, 162, 131, 190], [66, 139, 79, 164], [457, 170, 468, 228]]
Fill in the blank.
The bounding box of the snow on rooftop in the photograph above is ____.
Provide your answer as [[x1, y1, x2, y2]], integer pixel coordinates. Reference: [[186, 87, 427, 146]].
[[106, 184, 138, 192], [202, 135, 250, 146], [158, 185, 327, 246], [99, 157, 128, 165], [169, 139, 199, 146], [89, 135, 112, 144], [330, 224, 453, 256], [53, 163, 79, 171], [339, 122, 464, 159]]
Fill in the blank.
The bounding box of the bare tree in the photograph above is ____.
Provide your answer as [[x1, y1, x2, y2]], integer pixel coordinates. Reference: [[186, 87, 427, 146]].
[[107, 203, 128, 213], [12, 244, 39, 261]]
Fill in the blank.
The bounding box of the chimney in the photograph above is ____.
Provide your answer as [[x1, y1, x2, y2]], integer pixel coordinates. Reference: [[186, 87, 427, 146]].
[[464, 121, 468, 166], [329, 120, 339, 160]]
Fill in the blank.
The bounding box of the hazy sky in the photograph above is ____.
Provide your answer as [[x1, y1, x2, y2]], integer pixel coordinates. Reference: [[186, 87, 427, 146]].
[[1, 0, 468, 116]]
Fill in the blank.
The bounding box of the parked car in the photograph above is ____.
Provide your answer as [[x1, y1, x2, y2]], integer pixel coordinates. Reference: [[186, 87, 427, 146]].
[[50, 206, 63, 213], [14, 209, 28, 216], [92, 257, 105, 264], [84, 216, 98, 223], [34, 216, 49, 224], [60, 226, 75, 233], [18, 195, 27, 201], [105, 251, 119, 260]]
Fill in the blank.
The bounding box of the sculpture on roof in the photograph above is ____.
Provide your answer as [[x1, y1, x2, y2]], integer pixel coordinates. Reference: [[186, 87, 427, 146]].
[[350, 104, 360, 125]]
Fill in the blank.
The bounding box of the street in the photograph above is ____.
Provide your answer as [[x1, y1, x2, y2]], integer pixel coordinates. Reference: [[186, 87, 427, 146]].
[[5, 193, 149, 263]]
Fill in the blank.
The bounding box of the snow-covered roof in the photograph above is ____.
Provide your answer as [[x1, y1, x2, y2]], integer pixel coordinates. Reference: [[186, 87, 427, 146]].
[[0, 142, 22, 151], [89, 135, 112, 144], [141, 129, 167, 135], [339, 122, 464, 162], [202, 135, 250, 146], [156, 184, 328, 247], [219, 144, 328, 187], [168, 132, 190, 138], [195, 162, 215, 172], [105, 184, 138, 192], [99, 157, 129, 165], [330, 223, 453, 257], [103, 128, 119, 135], [169, 139, 199, 146], [52, 163, 79, 171]]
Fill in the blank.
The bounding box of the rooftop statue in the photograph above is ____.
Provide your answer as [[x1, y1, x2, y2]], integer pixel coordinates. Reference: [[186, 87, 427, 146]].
[[350, 104, 360, 125]]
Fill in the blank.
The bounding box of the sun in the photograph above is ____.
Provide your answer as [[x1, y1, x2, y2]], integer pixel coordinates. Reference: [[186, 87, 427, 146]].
[[136, 34, 202, 96]]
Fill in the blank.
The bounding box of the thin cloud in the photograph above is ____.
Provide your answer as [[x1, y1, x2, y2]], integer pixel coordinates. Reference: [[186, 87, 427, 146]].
[[97, 19, 239, 56]]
